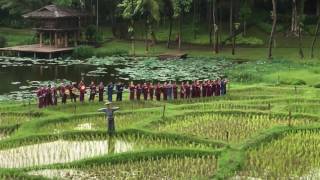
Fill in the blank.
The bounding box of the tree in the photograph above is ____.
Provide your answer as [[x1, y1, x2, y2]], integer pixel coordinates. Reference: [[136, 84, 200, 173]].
[[311, 15, 320, 58], [172, 0, 193, 50], [268, 0, 277, 59], [239, 0, 252, 36], [135, 0, 160, 52]]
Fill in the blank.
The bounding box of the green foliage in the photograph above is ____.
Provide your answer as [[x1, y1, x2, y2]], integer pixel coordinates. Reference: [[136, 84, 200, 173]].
[[85, 25, 103, 44], [72, 46, 95, 59], [314, 83, 320, 88], [95, 48, 129, 57], [226, 36, 264, 46], [0, 36, 6, 47]]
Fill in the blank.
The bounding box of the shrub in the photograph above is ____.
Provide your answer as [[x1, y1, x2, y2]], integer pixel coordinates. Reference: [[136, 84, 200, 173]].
[[0, 36, 7, 48], [96, 48, 129, 57], [72, 46, 95, 59], [314, 83, 320, 88], [291, 79, 307, 86], [226, 36, 264, 46]]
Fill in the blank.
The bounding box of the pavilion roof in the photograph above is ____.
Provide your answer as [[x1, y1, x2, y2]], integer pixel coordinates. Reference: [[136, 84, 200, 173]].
[[23, 4, 86, 19]]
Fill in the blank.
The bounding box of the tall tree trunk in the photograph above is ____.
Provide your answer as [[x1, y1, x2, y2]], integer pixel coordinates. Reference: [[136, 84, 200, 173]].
[[298, 25, 304, 59], [268, 0, 277, 59], [212, 0, 217, 53], [193, 0, 197, 39], [291, 0, 298, 35], [243, 21, 246, 36], [311, 17, 320, 58], [96, 0, 99, 29], [167, 17, 173, 48], [317, 0, 320, 16], [229, 0, 233, 36], [145, 15, 149, 53], [178, 15, 182, 50]]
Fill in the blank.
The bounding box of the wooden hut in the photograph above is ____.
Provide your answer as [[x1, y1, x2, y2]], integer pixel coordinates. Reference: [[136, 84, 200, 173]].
[[23, 4, 86, 48]]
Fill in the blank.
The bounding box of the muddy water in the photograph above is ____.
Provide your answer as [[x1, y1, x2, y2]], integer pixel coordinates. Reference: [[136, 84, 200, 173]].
[[0, 139, 133, 168]]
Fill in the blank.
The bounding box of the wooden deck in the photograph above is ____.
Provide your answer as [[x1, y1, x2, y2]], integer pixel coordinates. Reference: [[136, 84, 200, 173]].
[[0, 44, 74, 58], [158, 52, 188, 60]]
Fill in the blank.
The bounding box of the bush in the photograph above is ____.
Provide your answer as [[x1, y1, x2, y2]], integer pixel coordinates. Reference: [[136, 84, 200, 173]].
[[0, 36, 7, 48], [226, 36, 264, 46], [291, 79, 307, 86], [314, 83, 320, 88], [72, 46, 95, 59], [96, 48, 129, 57]]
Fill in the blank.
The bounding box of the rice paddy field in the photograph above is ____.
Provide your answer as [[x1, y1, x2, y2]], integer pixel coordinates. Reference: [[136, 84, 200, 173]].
[[0, 85, 320, 179]]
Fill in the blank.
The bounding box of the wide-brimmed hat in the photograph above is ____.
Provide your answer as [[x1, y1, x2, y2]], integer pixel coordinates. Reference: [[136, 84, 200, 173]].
[[105, 101, 112, 105]]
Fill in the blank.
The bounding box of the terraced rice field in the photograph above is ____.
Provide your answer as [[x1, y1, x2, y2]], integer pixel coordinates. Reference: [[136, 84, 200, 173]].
[[0, 86, 319, 179]]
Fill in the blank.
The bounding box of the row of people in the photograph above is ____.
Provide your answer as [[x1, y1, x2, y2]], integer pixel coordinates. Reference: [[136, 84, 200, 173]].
[[37, 79, 228, 108], [37, 81, 124, 108], [129, 79, 228, 101]]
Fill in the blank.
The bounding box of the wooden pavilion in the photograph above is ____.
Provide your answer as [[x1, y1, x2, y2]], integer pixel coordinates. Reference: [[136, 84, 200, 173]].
[[0, 4, 87, 58]]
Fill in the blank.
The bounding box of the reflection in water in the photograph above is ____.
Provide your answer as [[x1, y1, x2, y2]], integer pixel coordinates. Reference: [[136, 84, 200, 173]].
[[0, 140, 133, 168]]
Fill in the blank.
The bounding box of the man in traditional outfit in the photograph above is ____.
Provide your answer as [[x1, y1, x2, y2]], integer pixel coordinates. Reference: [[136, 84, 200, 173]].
[[167, 82, 173, 100], [180, 82, 185, 99], [37, 87, 44, 108], [142, 83, 149, 101], [185, 82, 191, 99], [116, 82, 124, 101], [98, 82, 105, 102], [136, 84, 142, 100], [129, 82, 135, 101], [79, 80, 86, 103], [149, 83, 154, 100], [173, 82, 178, 100], [163, 82, 168, 101], [107, 82, 114, 102], [89, 81, 97, 102], [60, 83, 67, 104], [155, 83, 161, 101]]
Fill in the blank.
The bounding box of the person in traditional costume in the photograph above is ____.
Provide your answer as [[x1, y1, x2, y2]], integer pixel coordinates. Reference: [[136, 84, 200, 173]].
[[173, 82, 178, 100], [180, 82, 185, 99], [196, 81, 201, 98], [37, 87, 44, 108], [107, 82, 114, 102], [155, 83, 161, 101], [136, 84, 142, 100], [129, 82, 135, 101], [69, 83, 77, 103], [89, 81, 97, 102], [51, 86, 58, 106], [163, 82, 168, 101], [191, 81, 196, 98], [185, 82, 191, 99], [60, 84, 67, 104], [98, 82, 105, 102], [215, 80, 221, 96], [167, 82, 173, 100], [46, 85, 53, 106], [149, 83, 154, 100], [78, 80, 86, 103], [202, 81, 207, 98], [142, 83, 148, 101], [207, 81, 213, 97], [116, 82, 124, 101]]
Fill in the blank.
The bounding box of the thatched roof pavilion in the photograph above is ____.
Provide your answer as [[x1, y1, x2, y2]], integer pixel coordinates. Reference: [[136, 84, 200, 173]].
[[23, 4, 87, 49]]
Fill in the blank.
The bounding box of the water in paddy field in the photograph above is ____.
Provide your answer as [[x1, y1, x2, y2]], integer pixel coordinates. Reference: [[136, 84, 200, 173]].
[[0, 56, 231, 101], [0, 139, 133, 168]]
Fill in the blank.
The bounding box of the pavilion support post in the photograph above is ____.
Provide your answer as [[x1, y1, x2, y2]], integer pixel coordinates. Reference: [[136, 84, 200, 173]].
[[64, 33, 68, 47], [49, 32, 52, 47], [49, 53, 52, 59], [74, 31, 78, 46], [33, 52, 36, 59], [39, 32, 43, 47], [54, 32, 58, 48]]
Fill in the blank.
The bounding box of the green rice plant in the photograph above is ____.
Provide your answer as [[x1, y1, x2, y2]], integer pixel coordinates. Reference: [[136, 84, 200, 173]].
[[0, 112, 42, 126], [39, 111, 158, 133], [48, 101, 160, 114], [29, 155, 217, 179], [154, 111, 313, 142], [0, 133, 215, 168], [238, 130, 320, 179]]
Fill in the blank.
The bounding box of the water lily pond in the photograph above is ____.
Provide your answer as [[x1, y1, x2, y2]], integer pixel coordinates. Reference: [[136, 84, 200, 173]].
[[0, 56, 231, 101]]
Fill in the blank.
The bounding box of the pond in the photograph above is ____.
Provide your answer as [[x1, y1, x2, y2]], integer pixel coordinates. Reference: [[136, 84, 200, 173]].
[[0, 56, 231, 101]]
